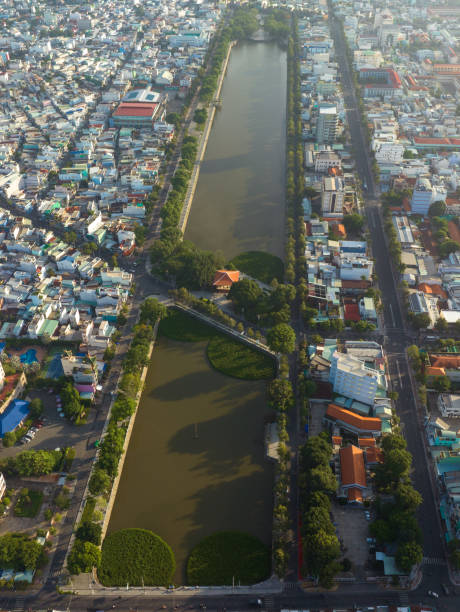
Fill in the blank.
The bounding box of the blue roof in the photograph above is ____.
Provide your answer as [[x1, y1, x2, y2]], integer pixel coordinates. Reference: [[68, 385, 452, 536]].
[[0, 400, 30, 437]]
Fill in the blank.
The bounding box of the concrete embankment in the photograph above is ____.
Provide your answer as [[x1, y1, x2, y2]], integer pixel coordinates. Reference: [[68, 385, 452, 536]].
[[179, 41, 235, 233]]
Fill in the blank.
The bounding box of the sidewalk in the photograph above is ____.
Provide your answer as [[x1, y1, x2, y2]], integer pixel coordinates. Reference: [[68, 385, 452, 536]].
[[68, 573, 283, 597]]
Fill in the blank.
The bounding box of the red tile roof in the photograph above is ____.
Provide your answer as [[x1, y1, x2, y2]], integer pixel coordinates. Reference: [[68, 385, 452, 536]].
[[344, 303, 360, 322], [326, 404, 382, 432], [340, 445, 366, 488], [212, 269, 240, 287], [417, 283, 448, 299], [430, 354, 460, 369], [358, 437, 376, 448], [365, 446, 384, 464], [113, 102, 157, 118]]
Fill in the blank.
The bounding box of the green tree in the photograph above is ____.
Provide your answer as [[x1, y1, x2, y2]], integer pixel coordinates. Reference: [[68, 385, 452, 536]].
[[228, 278, 262, 314], [111, 395, 136, 422], [267, 323, 296, 354], [435, 316, 448, 333], [13, 450, 56, 476], [394, 483, 422, 512], [301, 435, 332, 470], [439, 240, 460, 258], [395, 541, 422, 572], [268, 379, 293, 410], [411, 312, 431, 329], [29, 398, 44, 419], [308, 465, 337, 495], [342, 213, 364, 235], [60, 382, 82, 420], [433, 375, 451, 392], [67, 540, 101, 574], [376, 448, 412, 488], [428, 200, 447, 217], [65, 230, 78, 245], [76, 521, 102, 545], [370, 518, 396, 544], [2, 431, 16, 447], [304, 530, 340, 578], [303, 506, 335, 536], [88, 468, 112, 496]]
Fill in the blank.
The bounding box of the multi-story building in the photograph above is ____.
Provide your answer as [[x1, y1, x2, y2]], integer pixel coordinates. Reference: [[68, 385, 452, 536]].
[[410, 177, 447, 215], [321, 176, 344, 215], [314, 151, 341, 173], [316, 103, 338, 144], [329, 351, 381, 405]]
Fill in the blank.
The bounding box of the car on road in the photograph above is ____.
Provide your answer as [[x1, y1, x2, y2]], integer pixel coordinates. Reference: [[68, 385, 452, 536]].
[[428, 590, 439, 598], [249, 600, 262, 607]]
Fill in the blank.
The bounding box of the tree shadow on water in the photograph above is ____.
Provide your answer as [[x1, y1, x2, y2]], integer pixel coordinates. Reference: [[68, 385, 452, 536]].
[[148, 371, 230, 402], [167, 394, 269, 480]]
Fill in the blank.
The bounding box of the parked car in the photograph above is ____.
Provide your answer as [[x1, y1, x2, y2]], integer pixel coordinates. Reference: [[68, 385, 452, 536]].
[[428, 591, 439, 598]]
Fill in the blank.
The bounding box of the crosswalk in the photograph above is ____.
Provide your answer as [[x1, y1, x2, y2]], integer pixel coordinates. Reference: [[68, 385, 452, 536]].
[[423, 556, 447, 566], [263, 595, 275, 610], [283, 582, 299, 591], [10, 596, 26, 611], [399, 592, 409, 605]]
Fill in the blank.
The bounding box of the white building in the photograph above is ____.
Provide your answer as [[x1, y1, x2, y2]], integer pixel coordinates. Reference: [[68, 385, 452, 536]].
[[314, 151, 342, 173], [321, 176, 344, 216], [438, 394, 460, 418], [329, 351, 381, 405], [339, 256, 373, 281], [408, 291, 439, 328], [410, 177, 447, 215], [374, 142, 404, 163]]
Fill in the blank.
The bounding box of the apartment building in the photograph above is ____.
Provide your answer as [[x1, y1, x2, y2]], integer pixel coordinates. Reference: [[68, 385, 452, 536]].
[[329, 350, 381, 405]]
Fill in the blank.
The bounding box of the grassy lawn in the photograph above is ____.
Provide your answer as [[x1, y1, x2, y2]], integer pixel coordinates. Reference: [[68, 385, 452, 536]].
[[207, 336, 275, 380], [230, 251, 284, 284], [161, 311, 275, 380], [14, 489, 43, 518], [187, 531, 270, 585], [159, 309, 216, 342], [99, 528, 175, 586]]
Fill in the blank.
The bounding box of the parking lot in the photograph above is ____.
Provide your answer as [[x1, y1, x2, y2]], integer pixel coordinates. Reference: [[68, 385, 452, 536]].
[[1, 389, 97, 461], [332, 502, 371, 573]]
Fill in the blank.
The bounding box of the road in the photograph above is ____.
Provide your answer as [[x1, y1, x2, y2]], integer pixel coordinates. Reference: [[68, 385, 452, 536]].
[[329, 11, 448, 598]]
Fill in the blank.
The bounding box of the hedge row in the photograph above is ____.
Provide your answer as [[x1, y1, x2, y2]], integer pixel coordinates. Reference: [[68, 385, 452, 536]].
[[268, 377, 294, 577]]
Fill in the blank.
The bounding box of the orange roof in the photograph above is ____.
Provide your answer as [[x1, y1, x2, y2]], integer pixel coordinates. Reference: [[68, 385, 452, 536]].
[[347, 487, 363, 503], [326, 403, 381, 432], [417, 283, 448, 299], [340, 445, 366, 488], [358, 437, 376, 448], [425, 366, 446, 377], [431, 354, 460, 369], [212, 269, 240, 286], [332, 435, 343, 446], [365, 447, 384, 464]]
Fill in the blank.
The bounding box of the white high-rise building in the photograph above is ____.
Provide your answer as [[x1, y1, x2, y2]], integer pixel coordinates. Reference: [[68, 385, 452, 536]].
[[329, 351, 382, 405], [410, 177, 447, 215]]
